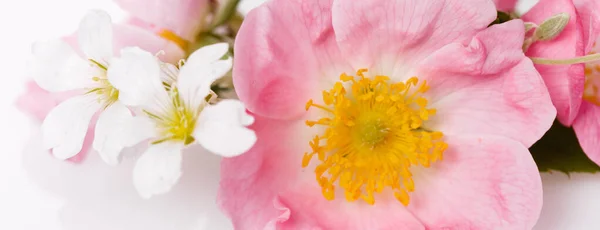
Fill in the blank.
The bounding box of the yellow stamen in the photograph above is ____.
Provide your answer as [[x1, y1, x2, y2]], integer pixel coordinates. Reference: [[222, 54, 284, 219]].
[[303, 69, 448, 206], [86, 59, 119, 108], [147, 88, 207, 145]]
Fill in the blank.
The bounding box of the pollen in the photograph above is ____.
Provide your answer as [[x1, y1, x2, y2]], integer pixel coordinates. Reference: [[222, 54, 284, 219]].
[[303, 69, 448, 206]]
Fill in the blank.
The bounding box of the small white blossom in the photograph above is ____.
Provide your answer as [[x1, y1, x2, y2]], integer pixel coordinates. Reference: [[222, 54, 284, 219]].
[[29, 10, 147, 160], [107, 43, 256, 198]]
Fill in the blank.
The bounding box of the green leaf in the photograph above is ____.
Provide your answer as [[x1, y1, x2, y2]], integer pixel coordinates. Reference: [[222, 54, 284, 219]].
[[530, 121, 600, 174]]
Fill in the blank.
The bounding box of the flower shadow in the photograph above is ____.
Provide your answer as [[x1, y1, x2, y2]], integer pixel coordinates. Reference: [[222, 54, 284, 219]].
[[21, 131, 233, 230]]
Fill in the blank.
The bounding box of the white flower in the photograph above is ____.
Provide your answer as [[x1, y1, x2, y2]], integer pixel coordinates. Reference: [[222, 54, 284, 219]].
[[106, 43, 256, 198], [29, 10, 147, 160]]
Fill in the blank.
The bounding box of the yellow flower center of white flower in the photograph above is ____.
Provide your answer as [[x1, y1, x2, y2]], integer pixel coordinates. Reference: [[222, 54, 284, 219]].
[[303, 69, 448, 206], [146, 88, 209, 145], [87, 59, 119, 108]]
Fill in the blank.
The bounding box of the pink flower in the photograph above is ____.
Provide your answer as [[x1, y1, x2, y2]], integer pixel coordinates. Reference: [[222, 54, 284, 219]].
[[220, 0, 555, 229], [570, 1, 600, 165], [492, 0, 518, 12], [17, 21, 185, 162], [522, 0, 590, 126], [521, 0, 600, 165], [113, 0, 210, 42]]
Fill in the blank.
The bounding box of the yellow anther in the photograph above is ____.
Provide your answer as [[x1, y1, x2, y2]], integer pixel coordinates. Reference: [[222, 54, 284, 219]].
[[340, 73, 354, 82], [305, 99, 314, 111], [357, 68, 368, 78], [394, 190, 410, 206], [322, 91, 334, 105], [407, 77, 419, 86]]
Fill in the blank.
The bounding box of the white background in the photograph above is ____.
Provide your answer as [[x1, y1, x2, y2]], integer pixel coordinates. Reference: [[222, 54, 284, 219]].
[[1, 0, 600, 229]]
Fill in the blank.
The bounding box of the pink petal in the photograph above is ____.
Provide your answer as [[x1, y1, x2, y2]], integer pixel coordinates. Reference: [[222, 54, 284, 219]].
[[523, 0, 585, 126], [218, 116, 301, 229], [573, 102, 600, 165], [112, 24, 185, 64], [232, 0, 351, 120], [220, 121, 544, 229], [16, 82, 91, 163], [113, 0, 210, 41], [574, 0, 600, 53], [408, 135, 543, 229], [418, 20, 556, 147], [16, 81, 79, 121], [492, 0, 518, 12], [218, 115, 425, 230], [331, 0, 496, 73]]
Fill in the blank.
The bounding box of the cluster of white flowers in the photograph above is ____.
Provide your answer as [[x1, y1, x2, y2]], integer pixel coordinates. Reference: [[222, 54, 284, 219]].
[[28, 10, 256, 198]]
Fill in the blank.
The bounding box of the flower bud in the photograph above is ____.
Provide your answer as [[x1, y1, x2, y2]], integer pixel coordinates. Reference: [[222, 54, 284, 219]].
[[534, 13, 570, 41]]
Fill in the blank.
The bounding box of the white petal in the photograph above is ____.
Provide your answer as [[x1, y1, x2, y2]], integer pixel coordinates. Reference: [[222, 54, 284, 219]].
[[93, 102, 157, 166], [107, 47, 163, 107], [133, 143, 183, 199], [186, 43, 230, 65], [42, 94, 100, 159], [29, 39, 92, 92], [159, 62, 179, 85], [123, 116, 159, 147], [78, 9, 113, 62], [178, 43, 232, 107], [193, 99, 256, 157]]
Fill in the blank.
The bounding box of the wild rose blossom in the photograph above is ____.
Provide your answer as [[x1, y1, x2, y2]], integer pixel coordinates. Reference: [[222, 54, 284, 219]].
[[220, 0, 556, 229], [106, 43, 256, 198]]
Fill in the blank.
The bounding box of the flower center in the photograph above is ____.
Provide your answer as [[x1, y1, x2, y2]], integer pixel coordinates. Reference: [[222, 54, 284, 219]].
[[147, 88, 207, 145], [87, 59, 119, 108], [302, 69, 448, 206]]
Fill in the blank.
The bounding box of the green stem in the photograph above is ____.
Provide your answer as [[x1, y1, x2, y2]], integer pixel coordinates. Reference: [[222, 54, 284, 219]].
[[531, 53, 600, 65]]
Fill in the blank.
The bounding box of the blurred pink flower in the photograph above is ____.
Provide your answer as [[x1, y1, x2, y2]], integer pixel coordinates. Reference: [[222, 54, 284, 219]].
[[113, 0, 210, 42], [220, 0, 555, 229], [17, 20, 185, 162]]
